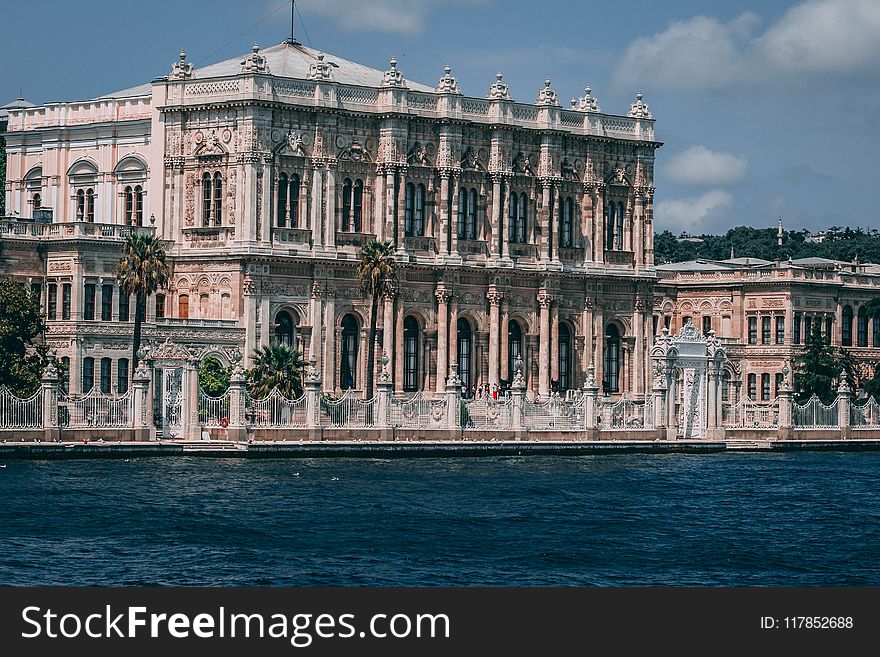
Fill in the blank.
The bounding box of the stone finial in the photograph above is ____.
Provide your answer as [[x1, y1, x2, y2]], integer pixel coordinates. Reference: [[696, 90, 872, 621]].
[[583, 363, 597, 390], [378, 353, 392, 384], [169, 49, 193, 81], [241, 43, 270, 74], [41, 350, 59, 382], [435, 64, 461, 94], [628, 91, 652, 119], [837, 369, 852, 394], [573, 85, 601, 112], [381, 56, 406, 87], [307, 53, 333, 82], [306, 357, 321, 384], [536, 79, 559, 106], [486, 71, 512, 101], [511, 354, 526, 389]]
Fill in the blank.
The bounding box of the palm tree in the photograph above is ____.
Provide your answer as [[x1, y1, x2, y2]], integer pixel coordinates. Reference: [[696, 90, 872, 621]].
[[247, 343, 308, 399], [116, 233, 169, 371], [356, 239, 397, 400]]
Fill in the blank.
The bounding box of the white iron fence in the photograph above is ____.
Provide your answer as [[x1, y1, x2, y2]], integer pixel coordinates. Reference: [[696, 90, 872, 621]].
[[247, 389, 309, 428], [793, 395, 839, 429], [523, 394, 584, 431], [0, 386, 42, 429], [321, 389, 377, 428], [461, 397, 514, 430], [851, 397, 880, 429], [722, 397, 780, 428], [198, 388, 232, 428], [389, 392, 449, 429], [59, 388, 134, 428], [606, 395, 650, 430]]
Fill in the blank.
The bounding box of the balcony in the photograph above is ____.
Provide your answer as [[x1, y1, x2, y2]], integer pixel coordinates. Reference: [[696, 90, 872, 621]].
[[403, 235, 436, 253], [457, 239, 486, 256], [273, 226, 312, 247], [604, 250, 634, 267], [509, 243, 537, 259], [335, 231, 376, 248], [558, 246, 584, 264], [182, 225, 235, 246], [0, 219, 155, 241]]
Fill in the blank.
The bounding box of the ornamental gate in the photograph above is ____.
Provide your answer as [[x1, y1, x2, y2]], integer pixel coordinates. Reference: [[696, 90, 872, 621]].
[[146, 338, 200, 440]]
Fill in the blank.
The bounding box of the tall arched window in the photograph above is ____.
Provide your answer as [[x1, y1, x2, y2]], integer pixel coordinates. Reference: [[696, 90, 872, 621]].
[[457, 188, 467, 239], [213, 172, 223, 225], [178, 294, 189, 319], [202, 172, 213, 226], [518, 192, 527, 243], [508, 320, 522, 383], [86, 188, 95, 222], [508, 192, 518, 243], [605, 202, 615, 251], [32, 192, 41, 212], [340, 314, 359, 390], [561, 197, 574, 248], [134, 185, 143, 226], [289, 173, 300, 227], [403, 316, 419, 392], [457, 318, 473, 390], [858, 306, 868, 347], [82, 357, 95, 393], [404, 182, 415, 236], [603, 324, 621, 393], [414, 184, 426, 236], [616, 202, 625, 249], [842, 305, 853, 346], [275, 311, 294, 347], [341, 178, 352, 231], [466, 189, 477, 240], [125, 186, 134, 225], [353, 179, 363, 232], [558, 323, 572, 391], [77, 189, 85, 220], [277, 172, 289, 227]]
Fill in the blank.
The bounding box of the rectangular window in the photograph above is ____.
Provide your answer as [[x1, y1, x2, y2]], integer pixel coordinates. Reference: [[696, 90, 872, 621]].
[[156, 294, 166, 320], [664, 315, 671, 330], [84, 283, 96, 321], [652, 316, 659, 336], [62, 284, 72, 320], [702, 315, 712, 335], [82, 357, 95, 392], [761, 373, 771, 401], [793, 313, 801, 344], [775, 316, 785, 344], [118, 358, 129, 394], [874, 317, 880, 348], [119, 293, 130, 322], [30, 282, 41, 307], [48, 284, 58, 321], [61, 356, 70, 393], [775, 373, 784, 398], [748, 317, 757, 345], [102, 284, 113, 321], [762, 316, 771, 344], [748, 373, 756, 400], [825, 317, 833, 344], [100, 358, 112, 394]]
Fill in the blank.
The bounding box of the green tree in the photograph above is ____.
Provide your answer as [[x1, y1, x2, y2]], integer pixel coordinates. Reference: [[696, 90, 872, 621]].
[[246, 343, 308, 399], [793, 323, 845, 403], [116, 233, 169, 371], [356, 239, 397, 400], [199, 356, 231, 396], [0, 277, 46, 396]]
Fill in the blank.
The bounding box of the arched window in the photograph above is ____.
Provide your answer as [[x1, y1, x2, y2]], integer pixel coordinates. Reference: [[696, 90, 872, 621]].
[[616, 202, 625, 249], [353, 179, 363, 232], [275, 311, 294, 347], [32, 192, 41, 212], [603, 324, 621, 393], [508, 192, 518, 243], [178, 294, 189, 319], [558, 323, 572, 391], [199, 294, 209, 318], [289, 173, 300, 227], [518, 193, 527, 243], [125, 186, 134, 225], [213, 172, 223, 225], [86, 188, 95, 222], [467, 188, 477, 240], [76, 189, 85, 220], [561, 197, 574, 248], [842, 305, 853, 346], [341, 178, 352, 231], [508, 320, 522, 383], [858, 306, 868, 347], [403, 316, 420, 392], [155, 294, 165, 320], [277, 173, 289, 227], [605, 202, 615, 251], [202, 172, 212, 226], [414, 184, 426, 236], [340, 314, 359, 390], [457, 188, 467, 239], [404, 182, 415, 236], [134, 185, 144, 226], [457, 318, 473, 390]]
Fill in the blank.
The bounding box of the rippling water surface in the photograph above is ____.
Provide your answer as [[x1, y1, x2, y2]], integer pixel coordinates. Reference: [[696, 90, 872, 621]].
[[1, 453, 879, 586]]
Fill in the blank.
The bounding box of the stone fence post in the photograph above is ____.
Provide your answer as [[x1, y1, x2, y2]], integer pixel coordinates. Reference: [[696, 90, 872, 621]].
[[41, 352, 60, 442], [182, 357, 201, 441], [445, 364, 462, 431], [837, 370, 852, 439], [511, 355, 527, 438], [582, 364, 599, 437], [226, 369, 247, 442], [376, 354, 392, 430], [131, 358, 154, 441], [304, 358, 321, 432]]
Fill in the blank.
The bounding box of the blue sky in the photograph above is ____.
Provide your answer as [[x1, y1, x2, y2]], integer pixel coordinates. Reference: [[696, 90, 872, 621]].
[[3, 0, 879, 235]]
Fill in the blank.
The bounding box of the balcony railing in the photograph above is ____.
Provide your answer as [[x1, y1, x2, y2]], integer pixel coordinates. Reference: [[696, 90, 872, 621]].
[[605, 250, 634, 267], [0, 219, 155, 241], [273, 227, 312, 246], [335, 231, 376, 248], [403, 235, 436, 253]]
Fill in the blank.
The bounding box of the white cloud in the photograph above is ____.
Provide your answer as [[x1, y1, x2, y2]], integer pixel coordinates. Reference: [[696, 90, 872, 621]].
[[654, 190, 733, 233], [663, 146, 747, 186], [296, 0, 489, 35], [614, 0, 880, 90]]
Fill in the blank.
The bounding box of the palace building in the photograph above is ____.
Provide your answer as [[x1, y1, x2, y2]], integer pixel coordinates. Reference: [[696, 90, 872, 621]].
[[1, 40, 660, 400]]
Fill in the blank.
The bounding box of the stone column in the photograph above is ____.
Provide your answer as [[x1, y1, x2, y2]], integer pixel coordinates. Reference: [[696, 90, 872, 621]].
[[444, 367, 461, 430], [644, 189, 654, 267], [311, 166, 323, 248], [594, 187, 604, 264], [439, 173, 450, 255], [323, 295, 336, 392], [450, 173, 460, 257], [837, 370, 853, 437], [385, 169, 396, 246], [511, 354, 526, 437], [487, 285, 502, 387], [226, 367, 247, 442], [41, 353, 61, 442], [490, 175, 502, 259], [581, 185, 593, 265], [633, 194, 644, 268], [382, 293, 394, 370], [373, 169, 385, 238], [540, 181, 551, 261], [501, 177, 511, 260], [304, 360, 322, 431], [550, 300, 559, 386], [435, 286, 450, 394], [549, 183, 559, 263], [582, 364, 600, 434], [449, 296, 459, 383], [182, 358, 200, 441], [500, 297, 510, 383], [324, 163, 336, 248], [538, 289, 552, 398], [394, 294, 404, 393], [130, 358, 154, 441], [375, 355, 392, 430], [665, 361, 678, 440]]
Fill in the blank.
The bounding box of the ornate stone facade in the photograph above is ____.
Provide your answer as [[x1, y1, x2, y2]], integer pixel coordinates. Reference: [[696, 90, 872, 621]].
[[2, 41, 660, 399]]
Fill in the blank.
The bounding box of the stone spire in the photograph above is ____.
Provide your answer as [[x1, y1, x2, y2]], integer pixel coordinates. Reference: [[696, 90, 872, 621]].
[[435, 64, 461, 94], [628, 92, 652, 119], [169, 50, 193, 81], [381, 56, 406, 87], [777, 216, 784, 247], [486, 72, 512, 101], [536, 79, 559, 106], [307, 53, 334, 82], [571, 85, 600, 112], [241, 43, 270, 74]]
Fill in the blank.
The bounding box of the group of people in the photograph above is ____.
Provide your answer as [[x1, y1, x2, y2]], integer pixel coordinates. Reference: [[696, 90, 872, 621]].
[[461, 382, 511, 401]]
